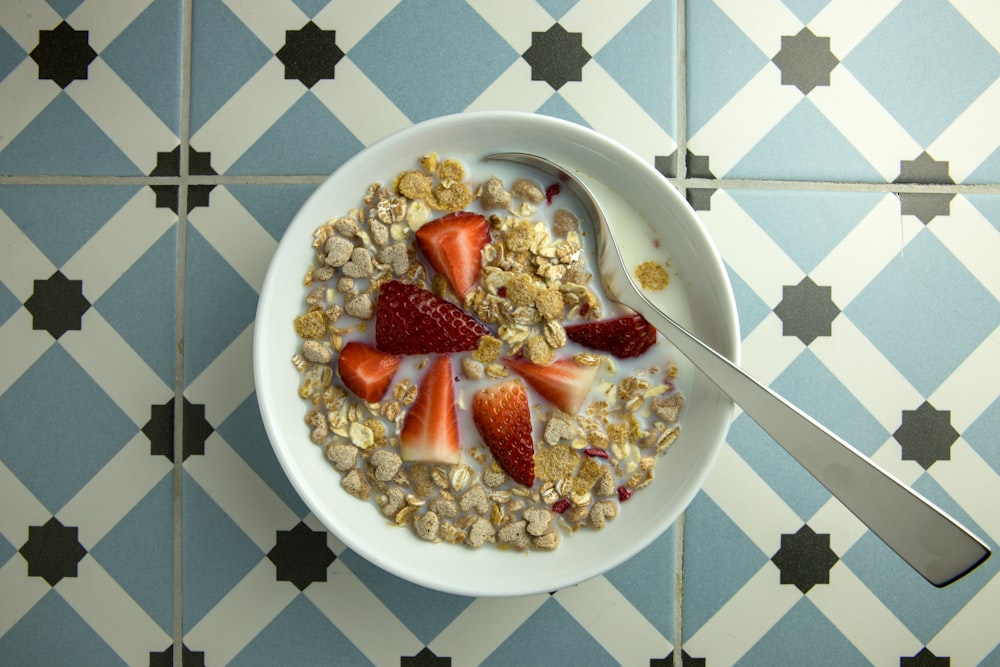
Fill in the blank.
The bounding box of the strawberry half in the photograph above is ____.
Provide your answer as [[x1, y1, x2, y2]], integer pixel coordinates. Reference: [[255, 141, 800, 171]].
[[415, 211, 491, 296], [472, 380, 535, 486], [399, 355, 461, 464], [375, 280, 489, 354], [505, 356, 598, 414], [336, 341, 401, 402], [565, 314, 658, 358]]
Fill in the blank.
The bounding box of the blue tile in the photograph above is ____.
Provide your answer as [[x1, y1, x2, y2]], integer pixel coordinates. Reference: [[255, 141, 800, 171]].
[[0, 185, 140, 267], [841, 0, 1000, 148], [966, 194, 1000, 234], [0, 345, 137, 513], [737, 597, 867, 666], [190, 0, 273, 135], [182, 224, 258, 384], [349, 0, 518, 123], [0, 591, 127, 666], [0, 26, 24, 83], [537, 0, 579, 20], [90, 473, 173, 634], [841, 475, 999, 643], [964, 396, 1000, 477], [101, 0, 182, 133], [781, 0, 832, 24], [966, 146, 1000, 185], [604, 525, 674, 640], [225, 184, 317, 242], [845, 228, 1000, 396], [217, 393, 309, 518], [727, 265, 770, 339], [0, 93, 142, 176], [227, 93, 363, 176], [289, 0, 329, 19], [682, 491, 769, 638], [727, 190, 883, 274], [44, 0, 86, 17], [94, 226, 177, 387], [229, 595, 373, 666], [338, 549, 473, 644], [729, 99, 882, 181], [0, 279, 19, 328], [594, 0, 676, 136], [535, 93, 591, 127], [0, 531, 14, 569], [182, 471, 264, 629], [482, 597, 618, 666], [686, 0, 769, 136]]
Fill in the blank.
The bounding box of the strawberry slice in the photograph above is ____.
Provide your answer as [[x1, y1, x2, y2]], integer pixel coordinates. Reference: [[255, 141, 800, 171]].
[[472, 380, 535, 486], [336, 341, 400, 402], [415, 211, 491, 296], [399, 355, 461, 464], [505, 356, 598, 414], [375, 280, 489, 354], [565, 314, 658, 358]]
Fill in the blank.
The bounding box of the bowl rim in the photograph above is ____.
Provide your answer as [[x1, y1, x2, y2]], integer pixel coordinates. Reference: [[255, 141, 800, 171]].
[[253, 110, 740, 597]]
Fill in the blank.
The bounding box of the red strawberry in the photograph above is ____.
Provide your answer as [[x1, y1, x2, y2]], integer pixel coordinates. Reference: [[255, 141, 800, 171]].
[[472, 380, 535, 486], [505, 356, 598, 414], [336, 341, 400, 402], [399, 355, 461, 464], [415, 211, 491, 296], [565, 314, 657, 358], [375, 280, 489, 354]]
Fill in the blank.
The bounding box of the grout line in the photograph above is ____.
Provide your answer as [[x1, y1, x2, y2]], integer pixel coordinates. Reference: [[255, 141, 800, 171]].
[[4, 173, 998, 193], [173, 0, 194, 664], [674, 3, 687, 665]]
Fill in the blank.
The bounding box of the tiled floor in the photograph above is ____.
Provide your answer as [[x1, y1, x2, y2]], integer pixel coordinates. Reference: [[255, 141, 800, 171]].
[[2, 1, 999, 665]]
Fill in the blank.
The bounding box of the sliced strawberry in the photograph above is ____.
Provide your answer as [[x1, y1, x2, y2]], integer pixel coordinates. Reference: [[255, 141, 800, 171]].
[[565, 314, 658, 358], [472, 380, 535, 486], [336, 341, 400, 402], [399, 355, 461, 464], [505, 356, 598, 414], [415, 211, 491, 296], [375, 280, 489, 354]]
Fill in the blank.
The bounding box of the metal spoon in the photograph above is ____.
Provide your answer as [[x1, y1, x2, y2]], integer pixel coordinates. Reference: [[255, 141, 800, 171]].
[[485, 152, 990, 587]]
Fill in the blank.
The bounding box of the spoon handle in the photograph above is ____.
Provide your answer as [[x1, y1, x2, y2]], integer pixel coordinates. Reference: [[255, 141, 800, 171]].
[[635, 299, 990, 586]]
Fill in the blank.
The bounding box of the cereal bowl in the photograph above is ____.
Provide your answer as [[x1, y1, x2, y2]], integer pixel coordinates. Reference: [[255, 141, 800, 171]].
[[254, 111, 739, 597]]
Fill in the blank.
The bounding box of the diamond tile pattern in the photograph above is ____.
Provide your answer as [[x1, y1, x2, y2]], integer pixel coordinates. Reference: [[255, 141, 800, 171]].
[[2, 1, 999, 665]]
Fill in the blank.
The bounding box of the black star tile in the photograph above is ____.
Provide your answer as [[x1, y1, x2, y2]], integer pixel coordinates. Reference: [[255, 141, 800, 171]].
[[149, 644, 205, 667], [901, 647, 950, 667], [275, 21, 344, 89], [772, 28, 839, 94], [686, 151, 715, 179], [267, 522, 335, 591], [655, 152, 678, 179], [895, 152, 953, 185], [30, 21, 97, 88], [893, 401, 959, 470], [19, 517, 88, 586], [149, 145, 217, 214], [898, 192, 954, 225], [773, 276, 840, 345], [522, 23, 591, 90], [23, 271, 91, 339], [402, 647, 451, 666], [142, 397, 214, 461], [771, 524, 839, 593], [652, 651, 705, 667], [686, 188, 716, 211]]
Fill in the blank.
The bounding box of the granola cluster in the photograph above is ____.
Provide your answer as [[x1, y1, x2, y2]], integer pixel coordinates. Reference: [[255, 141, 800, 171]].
[[291, 154, 685, 551]]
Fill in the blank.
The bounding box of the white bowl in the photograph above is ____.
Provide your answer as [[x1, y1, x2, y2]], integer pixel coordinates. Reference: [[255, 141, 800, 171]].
[[254, 111, 739, 597]]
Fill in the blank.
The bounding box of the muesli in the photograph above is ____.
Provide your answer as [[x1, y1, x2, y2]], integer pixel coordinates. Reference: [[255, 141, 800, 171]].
[[292, 154, 684, 551]]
